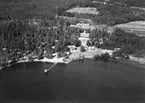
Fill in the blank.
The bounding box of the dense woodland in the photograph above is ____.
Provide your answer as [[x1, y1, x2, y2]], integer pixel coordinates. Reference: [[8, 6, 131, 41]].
[[95, 5, 145, 25], [90, 28, 145, 57], [0, 19, 82, 62], [0, 0, 92, 20]]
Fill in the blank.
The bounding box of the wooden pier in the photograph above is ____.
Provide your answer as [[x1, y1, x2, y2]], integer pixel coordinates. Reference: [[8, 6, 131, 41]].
[[44, 62, 58, 73]]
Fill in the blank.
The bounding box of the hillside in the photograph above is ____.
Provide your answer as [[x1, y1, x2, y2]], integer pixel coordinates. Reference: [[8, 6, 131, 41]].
[[0, 0, 91, 20], [109, 0, 145, 7], [92, 0, 145, 7]]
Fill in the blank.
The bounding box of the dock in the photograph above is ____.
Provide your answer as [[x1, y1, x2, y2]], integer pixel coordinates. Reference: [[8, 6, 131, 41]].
[[44, 62, 58, 73]]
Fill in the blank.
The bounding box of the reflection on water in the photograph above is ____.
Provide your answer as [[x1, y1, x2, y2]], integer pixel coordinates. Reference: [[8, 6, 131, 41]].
[[0, 60, 145, 103]]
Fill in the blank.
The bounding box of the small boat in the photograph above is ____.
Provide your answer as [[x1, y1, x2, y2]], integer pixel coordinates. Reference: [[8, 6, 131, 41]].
[[44, 62, 58, 74], [44, 69, 48, 74]]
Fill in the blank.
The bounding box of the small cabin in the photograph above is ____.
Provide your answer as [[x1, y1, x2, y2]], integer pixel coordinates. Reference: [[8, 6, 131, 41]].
[[80, 31, 90, 38], [78, 31, 90, 47], [70, 23, 96, 30]]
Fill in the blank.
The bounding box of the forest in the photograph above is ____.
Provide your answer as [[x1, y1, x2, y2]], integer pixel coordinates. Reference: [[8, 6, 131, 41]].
[[0, 19, 82, 63], [90, 28, 145, 57], [95, 4, 145, 25], [0, 0, 92, 20]]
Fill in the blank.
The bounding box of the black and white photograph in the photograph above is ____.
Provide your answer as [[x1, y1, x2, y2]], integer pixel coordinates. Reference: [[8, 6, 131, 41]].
[[0, 0, 145, 103]]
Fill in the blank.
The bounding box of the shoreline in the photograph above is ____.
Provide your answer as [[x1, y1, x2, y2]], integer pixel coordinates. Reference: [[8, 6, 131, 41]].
[[0, 49, 145, 70], [1, 56, 145, 71], [1, 56, 144, 69], [129, 55, 145, 64], [111, 58, 145, 69]]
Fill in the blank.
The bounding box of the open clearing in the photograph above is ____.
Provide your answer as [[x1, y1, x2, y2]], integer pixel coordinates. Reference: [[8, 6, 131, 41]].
[[115, 21, 145, 36], [66, 7, 99, 15]]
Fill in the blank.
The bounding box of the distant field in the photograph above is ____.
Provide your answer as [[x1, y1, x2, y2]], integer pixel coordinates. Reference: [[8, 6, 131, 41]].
[[110, 0, 145, 7], [66, 7, 99, 15], [116, 21, 145, 36], [93, 0, 145, 7], [0, 0, 91, 20]]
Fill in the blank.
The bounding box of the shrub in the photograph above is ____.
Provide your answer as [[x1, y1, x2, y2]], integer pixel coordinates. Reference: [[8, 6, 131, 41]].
[[100, 53, 110, 62], [93, 53, 110, 62], [124, 54, 129, 59], [86, 40, 91, 46], [93, 55, 100, 60], [60, 52, 68, 57], [46, 54, 54, 59], [28, 56, 34, 61], [121, 45, 134, 54], [112, 50, 123, 58], [57, 53, 62, 58], [80, 46, 86, 52], [75, 40, 82, 47], [38, 53, 43, 60]]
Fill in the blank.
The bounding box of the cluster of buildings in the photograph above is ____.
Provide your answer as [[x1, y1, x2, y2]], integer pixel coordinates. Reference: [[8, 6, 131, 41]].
[[68, 29, 97, 53], [70, 23, 96, 30], [68, 30, 90, 52]]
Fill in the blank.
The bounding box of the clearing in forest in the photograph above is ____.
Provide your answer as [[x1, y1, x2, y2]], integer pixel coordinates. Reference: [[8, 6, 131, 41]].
[[115, 21, 145, 36], [66, 7, 99, 15]]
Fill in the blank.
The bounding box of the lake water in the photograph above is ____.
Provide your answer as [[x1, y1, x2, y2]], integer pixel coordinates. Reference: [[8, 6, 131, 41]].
[[0, 60, 145, 103]]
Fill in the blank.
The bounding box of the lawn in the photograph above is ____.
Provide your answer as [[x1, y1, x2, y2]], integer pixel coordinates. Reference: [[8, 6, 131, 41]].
[[116, 21, 145, 36]]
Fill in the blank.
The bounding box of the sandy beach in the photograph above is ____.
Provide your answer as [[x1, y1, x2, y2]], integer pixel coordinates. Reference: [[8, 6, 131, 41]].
[[129, 56, 145, 64]]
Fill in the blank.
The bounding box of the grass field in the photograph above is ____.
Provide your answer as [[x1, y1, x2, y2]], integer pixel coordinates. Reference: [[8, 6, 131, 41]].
[[116, 21, 145, 36], [110, 0, 145, 7], [66, 7, 99, 15]]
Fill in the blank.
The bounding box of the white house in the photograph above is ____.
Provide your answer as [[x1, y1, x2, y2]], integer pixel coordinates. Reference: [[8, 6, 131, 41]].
[[80, 31, 90, 38], [78, 31, 90, 47], [70, 23, 96, 30]]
